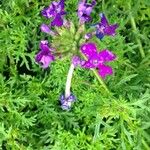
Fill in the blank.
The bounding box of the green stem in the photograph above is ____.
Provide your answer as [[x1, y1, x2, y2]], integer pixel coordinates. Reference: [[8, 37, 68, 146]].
[[129, 4, 145, 58], [142, 139, 150, 150], [92, 69, 110, 94], [81, 54, 111, 94]]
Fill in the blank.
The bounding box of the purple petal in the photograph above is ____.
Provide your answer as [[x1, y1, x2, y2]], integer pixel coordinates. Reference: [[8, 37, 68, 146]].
[[35, 52, 43, 63], [100, 13, 108, 26], [39, 40, 49, 52], [61, 101, 72, 110], [40, 55, 54, 68], [72, 56, 82, 67], [40, 24, 57, 36], [96, 31, 104, 40], [40, 24, 51, 33], [80, 43, 97, 58], [51, 14, 63, 26], [41, 6, 55, 18], [82, 54, 103, 68], [59, 0, 65, 10], [79, 15, 91, 24], [78, 2, 86, 12], [35, 41, 55, 68], [104, 24, 118, 36], [81, 61, 95, 68], [67, 94, 76, 102], [98, 50, 116, 62], [85, 7, 93, 15], [98, 65, 113, 79], [95, 13, 118, 39]]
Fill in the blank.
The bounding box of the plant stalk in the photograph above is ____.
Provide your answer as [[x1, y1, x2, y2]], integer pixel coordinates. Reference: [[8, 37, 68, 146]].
[[129, 3, 145, 58], [92, 69, 110, 94], [81, 53, 110, 94], [65, 64, 75, 98]]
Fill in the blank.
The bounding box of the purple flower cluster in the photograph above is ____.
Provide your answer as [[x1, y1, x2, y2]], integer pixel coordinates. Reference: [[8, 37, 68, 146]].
[[72, 43, 116, 79], [95, 13, 118, 39], [78, 0, 96, 24], [36, 0, 67, 68], [41, 0, 66, 27], [85, 13, 118, 40], [60, 93, 76, 110], [39, 0, 66, 36], [35, 0, 119, 110]]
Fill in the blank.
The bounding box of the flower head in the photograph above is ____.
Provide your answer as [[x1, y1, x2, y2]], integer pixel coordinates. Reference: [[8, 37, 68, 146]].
[[78, 0, 96, 24], [95, 13, 118, 40], [78, 42, 116, 79], [60, 93, 76, 110], [41, 0, 66, 27], [35, 40, 55, 68]]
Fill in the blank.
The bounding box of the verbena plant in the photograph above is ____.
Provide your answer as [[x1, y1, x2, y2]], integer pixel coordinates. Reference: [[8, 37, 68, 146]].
[[0, 0, 150, 149]]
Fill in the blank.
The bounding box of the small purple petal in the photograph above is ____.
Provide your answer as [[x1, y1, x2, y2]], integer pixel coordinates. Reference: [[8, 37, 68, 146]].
[[59, 93, 76, 110], [40, 55, 54, 68], [40, 24, 57, 36], [40, 24, 51, 33], [100, 13, 108, 26], [79, 15, 91, 24], [104, 24, 118, 36], [82, 61, 95, 68], [72, 56, 81, 67], [41, 6, 55, 18], [61, 101, 72, 110], [96, 31, 104, 40], [85, 7, 93, 15], [95, 13, 118, 39], [59, 0, 65, 10], [51, 14, 63, 26], [67, 95, 76, 102], [39, 40, 49, 52], [98, 65, 113, 79], [60, 94, 65, 103], [78, 0, 96, 24], [80, 43, 97, 58], [98, 50, 116, 62]]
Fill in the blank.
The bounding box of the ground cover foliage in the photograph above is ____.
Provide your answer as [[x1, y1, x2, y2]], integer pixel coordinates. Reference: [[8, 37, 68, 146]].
[[0, 0, 150, 149]]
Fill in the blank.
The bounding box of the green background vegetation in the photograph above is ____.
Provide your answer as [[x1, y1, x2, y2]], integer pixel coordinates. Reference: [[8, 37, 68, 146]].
[[0, 0, 150, 149]]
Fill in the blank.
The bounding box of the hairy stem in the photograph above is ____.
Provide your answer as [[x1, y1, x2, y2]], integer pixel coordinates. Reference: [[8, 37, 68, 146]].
[[65, 64, 75, 98]]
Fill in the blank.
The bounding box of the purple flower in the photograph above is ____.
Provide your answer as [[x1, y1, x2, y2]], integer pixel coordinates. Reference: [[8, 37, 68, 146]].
[[35, 40, 55, 69], [41, 0, 66, 27], [78, 0, 96, 24], [60, 93, 76, 110], [78, 42, 116, 79], [95, 13, 118, 40]]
